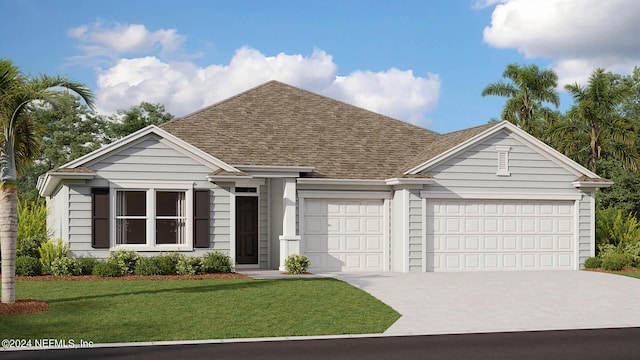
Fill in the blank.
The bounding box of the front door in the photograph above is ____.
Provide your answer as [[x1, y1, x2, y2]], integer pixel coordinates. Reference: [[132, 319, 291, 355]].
[[236, 196, 259, 264]]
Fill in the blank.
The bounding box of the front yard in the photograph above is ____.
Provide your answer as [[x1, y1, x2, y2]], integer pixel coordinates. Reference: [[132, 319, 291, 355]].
[[0, 277, 399, 343]]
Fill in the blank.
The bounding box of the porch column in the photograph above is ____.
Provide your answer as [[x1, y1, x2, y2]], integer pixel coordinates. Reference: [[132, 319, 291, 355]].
[[279, 177, 300, 271]]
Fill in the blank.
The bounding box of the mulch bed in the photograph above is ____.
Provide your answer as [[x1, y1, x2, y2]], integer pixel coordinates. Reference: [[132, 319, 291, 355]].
[[0, 299, 49, 316], [584, 267, 640, 273], [14, 272, 249, 281], [0, 272, 249, 316]]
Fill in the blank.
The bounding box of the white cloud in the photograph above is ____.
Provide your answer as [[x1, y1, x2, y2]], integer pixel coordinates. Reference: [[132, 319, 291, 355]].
[[68, 22, 186, 61], [94, 47, 440, 126], [482, 0, 640, 85]]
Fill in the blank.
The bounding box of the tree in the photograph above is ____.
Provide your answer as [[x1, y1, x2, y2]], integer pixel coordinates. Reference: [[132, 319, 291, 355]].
[[549, 68, 637, 175], [0, 59, 94, 303], [109, 102, 173, 139], [17, 94, 110, 203], [482, 63, 560, 136]]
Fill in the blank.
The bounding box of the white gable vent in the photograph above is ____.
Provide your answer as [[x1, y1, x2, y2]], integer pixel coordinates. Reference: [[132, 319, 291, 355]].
[[496, 146, 511, 176]]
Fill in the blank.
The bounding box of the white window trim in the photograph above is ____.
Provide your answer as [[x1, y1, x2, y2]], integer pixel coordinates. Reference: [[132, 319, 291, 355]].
[[110, 181, 194, 251], [496, 145, 511, 176]]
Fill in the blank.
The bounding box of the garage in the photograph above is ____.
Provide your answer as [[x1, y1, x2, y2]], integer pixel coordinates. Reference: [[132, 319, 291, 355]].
[[302, 198, 385, 272], [426, 199, 575, 271]]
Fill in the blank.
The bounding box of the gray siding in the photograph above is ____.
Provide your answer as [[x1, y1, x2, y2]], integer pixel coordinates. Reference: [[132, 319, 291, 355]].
[[60, 134, 231, 259], [422, 131, 579, 195], [408, 190, 423, 272], [86, 135, 218, 187], [259, 183, 269, 268], [578, 191, 593, 267], [211, 186, 231, 254]]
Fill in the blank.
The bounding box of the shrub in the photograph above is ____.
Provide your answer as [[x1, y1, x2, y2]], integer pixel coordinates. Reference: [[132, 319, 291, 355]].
[[583, 257, 602, 269], [601, 252, 633, 271], [284, 254, 310, 274], [17, 237, 44, 259], [176, 256, 203, 275], [596, 207, 640, 253], [92, 261, 123, 277], [51, 257, 79, 276], [135, 255, 177, 276], [108, 250, 140, 275], [38, 239, 70, 274], [77, 257, 99, 275], [202, 252, 233, 273], [15, 256, 42, 276], [17, 199, 49, 258]]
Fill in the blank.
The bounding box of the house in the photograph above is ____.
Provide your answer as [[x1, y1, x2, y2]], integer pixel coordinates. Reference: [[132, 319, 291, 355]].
[[36, 81, 612, 272]]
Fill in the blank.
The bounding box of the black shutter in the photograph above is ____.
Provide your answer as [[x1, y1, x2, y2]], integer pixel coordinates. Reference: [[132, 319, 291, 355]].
[[194, 190, 211, 248], [92, 188, 110, 248]]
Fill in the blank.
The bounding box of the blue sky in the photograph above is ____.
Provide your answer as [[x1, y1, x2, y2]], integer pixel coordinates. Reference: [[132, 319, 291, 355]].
[[1, 0, 639, 133]]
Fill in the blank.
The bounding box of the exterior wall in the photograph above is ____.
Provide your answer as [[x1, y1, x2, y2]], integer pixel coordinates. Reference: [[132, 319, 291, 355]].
[[408, 190, 423, 272], [269, 178, 284, 269], [259, 183, 269, 268], [391, 189, 407, 272], [578, 191, 594, 268], [86, 135, 218, 188], [59, 134, 230, 259], [422, 130, 579, 196]]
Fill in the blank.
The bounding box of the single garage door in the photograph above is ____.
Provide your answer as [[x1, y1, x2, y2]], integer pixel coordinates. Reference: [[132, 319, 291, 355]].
[[303, 199, 385, 272], [426, 199, 575, 271]]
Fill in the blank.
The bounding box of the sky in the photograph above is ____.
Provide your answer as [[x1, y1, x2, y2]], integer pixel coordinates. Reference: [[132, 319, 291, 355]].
[[1, 0, 639, 133]]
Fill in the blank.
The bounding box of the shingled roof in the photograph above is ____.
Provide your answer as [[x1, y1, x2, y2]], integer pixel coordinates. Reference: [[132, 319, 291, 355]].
[[161, 81, 485, 180]]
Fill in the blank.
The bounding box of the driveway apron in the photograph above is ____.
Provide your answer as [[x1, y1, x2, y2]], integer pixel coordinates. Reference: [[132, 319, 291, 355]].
[[330, 271, 640, 335]]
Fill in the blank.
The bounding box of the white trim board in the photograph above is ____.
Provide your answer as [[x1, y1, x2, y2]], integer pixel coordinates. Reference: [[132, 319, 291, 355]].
[[298, 190, 392, 199], [420, 191, 583, 201]]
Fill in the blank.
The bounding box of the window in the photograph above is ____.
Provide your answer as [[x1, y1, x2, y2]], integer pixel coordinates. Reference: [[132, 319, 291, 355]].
[[116, 191, 147, 244], [496, 146, 511, 176], [111, 184, 195, 250], [155, 191, 186, 244]]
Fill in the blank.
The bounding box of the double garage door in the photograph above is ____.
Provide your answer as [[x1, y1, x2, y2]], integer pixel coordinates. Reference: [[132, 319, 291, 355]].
[[426, 199, 575, 271], [302, 199, 385, 272], [301, 198, 576, 272]]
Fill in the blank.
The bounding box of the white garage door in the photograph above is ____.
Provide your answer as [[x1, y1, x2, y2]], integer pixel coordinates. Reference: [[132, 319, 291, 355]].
[[426, 199, 575, 271], [303, 199, 385, 272]]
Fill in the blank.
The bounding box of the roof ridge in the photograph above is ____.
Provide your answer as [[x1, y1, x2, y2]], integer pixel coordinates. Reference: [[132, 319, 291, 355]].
[[161, 80, 282, 129]]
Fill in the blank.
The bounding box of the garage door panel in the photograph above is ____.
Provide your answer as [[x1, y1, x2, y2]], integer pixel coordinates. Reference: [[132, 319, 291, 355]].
[[304, 199, 384, 272], [427, 200, 575, 271]]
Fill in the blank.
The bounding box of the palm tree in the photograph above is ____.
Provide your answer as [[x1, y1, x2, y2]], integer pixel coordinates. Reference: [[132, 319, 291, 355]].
[[0, 59, 94, 303], [549, 68, 637, 175], [482, 63, 560, 136]]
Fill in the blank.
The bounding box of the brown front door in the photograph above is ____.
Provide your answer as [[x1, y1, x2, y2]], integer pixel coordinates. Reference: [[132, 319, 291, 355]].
[[236, 196, 259, 264]]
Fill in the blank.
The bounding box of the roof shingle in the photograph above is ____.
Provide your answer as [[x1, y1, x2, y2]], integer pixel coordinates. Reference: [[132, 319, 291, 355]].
[[161, 81, 482, 180]]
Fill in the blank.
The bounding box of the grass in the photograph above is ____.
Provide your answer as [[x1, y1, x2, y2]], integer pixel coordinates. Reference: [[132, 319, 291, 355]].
[[614, 272, 640, 280], [1, 278, 399, 343]]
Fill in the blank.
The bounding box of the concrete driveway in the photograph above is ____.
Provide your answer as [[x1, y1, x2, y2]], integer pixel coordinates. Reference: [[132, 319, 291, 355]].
[[330, 271, 640, 335]]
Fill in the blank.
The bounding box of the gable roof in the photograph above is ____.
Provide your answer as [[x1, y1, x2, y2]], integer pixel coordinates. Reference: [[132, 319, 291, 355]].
[[406, 121, 604, 180], [161, 81, 441, 180]]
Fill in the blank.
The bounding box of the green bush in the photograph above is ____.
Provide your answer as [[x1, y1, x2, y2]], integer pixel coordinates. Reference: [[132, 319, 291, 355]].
[[51, 257, 79, 276], [92, 261, 123, 277], [601, 252, 633, 271], [596, 207, 640, 252], [202, 252, 233, 273], [38, 239, 70, 274], [17, 199, 49, 258], [135, 255, 177, 276], [284, 254, 310, 274], [176, 255, 203, 275], [77, 257, 99, 275], [15, 256, 42, 276], [17, 237, 44, 259], [108, 250, 140, 275], [584, 257, 602, 269]]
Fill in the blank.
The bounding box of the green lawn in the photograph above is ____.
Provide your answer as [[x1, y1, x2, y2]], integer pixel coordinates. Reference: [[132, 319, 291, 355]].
[[615, 272, 640, 279], [1, 278, 399, 343]]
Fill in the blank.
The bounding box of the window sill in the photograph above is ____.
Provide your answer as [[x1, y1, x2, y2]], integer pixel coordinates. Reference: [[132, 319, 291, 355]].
[[110, 245, 195, 252]]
